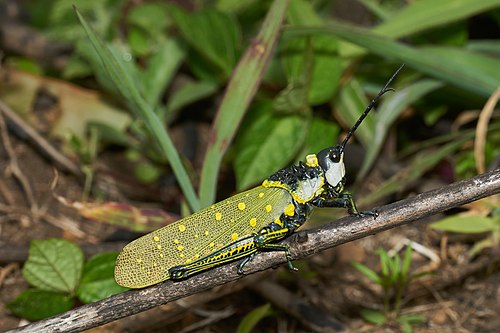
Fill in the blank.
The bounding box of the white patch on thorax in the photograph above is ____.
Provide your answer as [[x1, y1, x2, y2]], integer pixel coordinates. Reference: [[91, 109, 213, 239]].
[[295, 176, 324, 202]]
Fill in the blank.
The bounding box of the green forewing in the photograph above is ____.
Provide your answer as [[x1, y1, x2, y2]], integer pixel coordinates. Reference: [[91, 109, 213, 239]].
[[115, 186, 292, 288]]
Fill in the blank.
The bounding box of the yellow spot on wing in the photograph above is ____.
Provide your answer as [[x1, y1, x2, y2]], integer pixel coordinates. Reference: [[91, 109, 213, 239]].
[[157, 245, 162, 250], [205, 231, 209, 236], [178, 224, 186, 232], [153, 236, 159, 242], [231, 233, 239, 241], [284, 203, 295, 216], [136, 259, 142, 264], [238, 202, 246, 210], [249, 218, 257, 227], [265, 204, 272, 212], [174, 239, 180, 244], [210, 242, 215, 247], [177, 245, 184, 251], [215, 212, 222, 220], [258, 192, 264, 198]]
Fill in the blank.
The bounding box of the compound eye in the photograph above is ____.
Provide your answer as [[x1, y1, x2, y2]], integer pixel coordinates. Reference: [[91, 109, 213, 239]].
[[329, 151, 340, 163]]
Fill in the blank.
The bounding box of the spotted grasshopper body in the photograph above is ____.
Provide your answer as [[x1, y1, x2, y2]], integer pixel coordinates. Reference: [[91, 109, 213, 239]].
[[114, 65, 404, 288]]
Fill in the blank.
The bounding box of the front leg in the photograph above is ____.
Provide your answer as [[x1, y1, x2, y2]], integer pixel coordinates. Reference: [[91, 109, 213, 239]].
[[312, 191, 377, 218]]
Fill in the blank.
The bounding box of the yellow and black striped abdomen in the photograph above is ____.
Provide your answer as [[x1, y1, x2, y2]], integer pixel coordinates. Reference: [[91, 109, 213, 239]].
[[114, 186, 292, 288]]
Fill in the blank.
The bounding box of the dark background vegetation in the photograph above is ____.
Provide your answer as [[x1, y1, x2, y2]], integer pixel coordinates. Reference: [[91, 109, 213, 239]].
[[0, 0, 499, 332]]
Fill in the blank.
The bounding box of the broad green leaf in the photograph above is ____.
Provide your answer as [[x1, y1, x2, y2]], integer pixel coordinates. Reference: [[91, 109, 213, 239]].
[[431, 216, 495, 233], [286, 22, 500, 97], [360, 309, 387, 325], [170, 7, 240, 78], [302, 118, 340, 157], [284, 0, 342, 104], [7, 289, 74, 321], [234, 106, 307, 190], [236, 303, 274, 333], [77, 252, 128, 303], [127, 27, 150, 56], [164, 80, 219, 122], [126, 3, 171, 34], [374, 0, 500, 39], [22, 239, 84, 294], [142, 39, 185, 107], [358, 79, 444, 180], [334, 78, 375, 147], [198, 0, 290, 207], [351, 262, 382, 285], [76, 7, 200, 211]]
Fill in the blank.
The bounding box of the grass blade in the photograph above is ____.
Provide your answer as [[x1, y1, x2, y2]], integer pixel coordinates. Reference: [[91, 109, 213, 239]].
[[198, 0, 290, 207], [75, 7, 200, 211]]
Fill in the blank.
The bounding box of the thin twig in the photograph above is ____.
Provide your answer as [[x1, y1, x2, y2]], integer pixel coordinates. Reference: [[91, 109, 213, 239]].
[[0, 111, 38, 213], [0, 99, 83, 177], [7, 168, 500, 333]]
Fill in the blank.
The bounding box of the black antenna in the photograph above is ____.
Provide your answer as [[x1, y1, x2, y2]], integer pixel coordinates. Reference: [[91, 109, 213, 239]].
[[340, 64, 405, 151]]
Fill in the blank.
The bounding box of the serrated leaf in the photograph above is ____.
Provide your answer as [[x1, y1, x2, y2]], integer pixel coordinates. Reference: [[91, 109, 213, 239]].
[[236, 303, 274, 333], [7, 289, 74, 321], [22, 239, 84, 294], [431, 216, 495, 233], [234, 106, 307, 190], [77, 252, 128, 303]]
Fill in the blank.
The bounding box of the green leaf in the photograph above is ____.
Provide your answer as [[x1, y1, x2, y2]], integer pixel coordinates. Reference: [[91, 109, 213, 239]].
[[198, 0, 290, 207], [75, 7, 200, 212], [164, 80, 219, 122], [376, 248, 390, 279], [374, 0, 500, 39], [302, 118, 340, 156], [234, 103, 307, 190], [351, 261, 382, 285], [360, 308, 387, 325], [77, 252, 128, 303], [22, 239, 83, 294], [401, 244, 413, 280], [236, 303, 274, 333], [431, 216, 496, 233], [170, 7, 240, 78], [358, 79, 444, 180], [142, 39, 185, 107], [333, 78, 375, 148], [287, 22, 500, 97], [7, 289, 74, 321], [397, 314, 426, 333], [285, 0, 342, 105]]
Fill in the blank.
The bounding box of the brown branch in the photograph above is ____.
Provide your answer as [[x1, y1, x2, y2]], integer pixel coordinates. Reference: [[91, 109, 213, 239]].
[[8, 168, 500, 333]]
